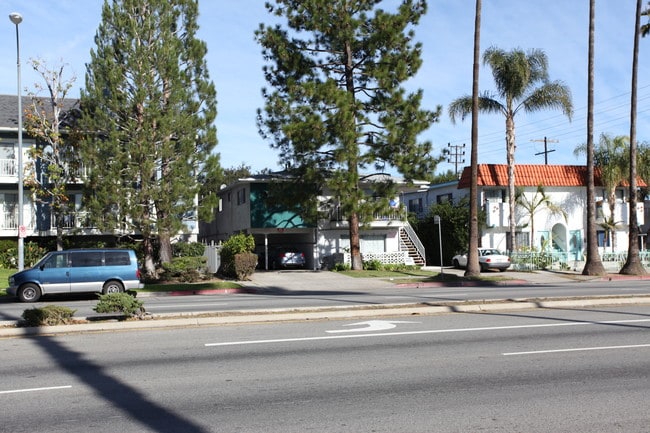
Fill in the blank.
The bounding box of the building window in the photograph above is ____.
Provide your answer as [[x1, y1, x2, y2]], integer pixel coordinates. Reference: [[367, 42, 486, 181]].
[[436, 194, 452, 204], [237, 188, 246, 205], [596, 201, 604, 219], [408, 198, 423, 213], [506, 231, 529, 252], [484, 189, 505, 202], [597, 230, 610, 247]]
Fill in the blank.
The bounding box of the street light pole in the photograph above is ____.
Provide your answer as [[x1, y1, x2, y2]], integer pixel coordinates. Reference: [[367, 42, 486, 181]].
[[9, 12, 24, 271], [434, 215, 443, 276]]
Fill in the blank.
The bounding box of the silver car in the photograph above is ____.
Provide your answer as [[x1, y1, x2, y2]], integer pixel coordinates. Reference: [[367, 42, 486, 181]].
[[452, 248, 511, 272], [271, 247, 306, 270]]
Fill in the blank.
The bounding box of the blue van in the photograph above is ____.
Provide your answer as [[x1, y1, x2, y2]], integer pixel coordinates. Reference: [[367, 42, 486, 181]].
[[7, 249, 143, 302]]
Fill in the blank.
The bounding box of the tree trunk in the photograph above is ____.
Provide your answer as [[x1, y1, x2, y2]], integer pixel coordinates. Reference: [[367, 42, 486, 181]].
[[465, 0, 482, 277], [609, 198, 617, 252], [54, 208, 64, 251], [142, 236, 156, 279], [620, 0, 646, 275], [505, 115, 517, 253], [583, 0, 607, 276], [158, 231, 173, 264], [349, 211, 363, 271]]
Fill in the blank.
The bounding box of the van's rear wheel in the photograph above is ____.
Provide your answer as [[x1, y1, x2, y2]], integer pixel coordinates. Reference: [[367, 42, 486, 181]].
[[18, 284, 41, 303], [102, 280, 124, 295]]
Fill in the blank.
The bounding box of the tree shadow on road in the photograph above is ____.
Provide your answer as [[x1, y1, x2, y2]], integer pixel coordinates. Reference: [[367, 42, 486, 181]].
[[25, 334, 210, 433]]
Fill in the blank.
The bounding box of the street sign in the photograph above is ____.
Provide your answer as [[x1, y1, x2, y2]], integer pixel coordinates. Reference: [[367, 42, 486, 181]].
[[18, 225, 26, 238]]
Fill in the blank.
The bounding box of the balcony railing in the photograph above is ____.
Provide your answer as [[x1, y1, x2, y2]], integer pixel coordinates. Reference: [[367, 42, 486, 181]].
[[51, 211, 92, 229], [0, 159, 16, 176], [1, 211, 17, 229], [328, 207, 407, 222]]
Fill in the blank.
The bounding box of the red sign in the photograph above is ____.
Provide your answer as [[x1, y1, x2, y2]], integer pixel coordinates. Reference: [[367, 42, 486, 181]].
[[18, 225, 27, 238]]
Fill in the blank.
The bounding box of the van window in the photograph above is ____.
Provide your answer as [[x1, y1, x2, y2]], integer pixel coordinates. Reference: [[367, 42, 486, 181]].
[[71, 252, 103, 267], [105, 251, 131, 266], [43, 254, 68, 269]]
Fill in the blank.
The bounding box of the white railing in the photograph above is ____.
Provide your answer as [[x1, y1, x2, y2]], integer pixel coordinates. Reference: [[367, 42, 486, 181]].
[[0, 211, 17, 229], [0, 159, 16, 176], [51, 211, 91, 229], [400, 223, 426, 263]]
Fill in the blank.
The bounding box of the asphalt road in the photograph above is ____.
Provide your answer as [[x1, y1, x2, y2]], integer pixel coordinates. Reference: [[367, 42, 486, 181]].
[[2, 269, 650, 322], [2, 306, 650, 432]]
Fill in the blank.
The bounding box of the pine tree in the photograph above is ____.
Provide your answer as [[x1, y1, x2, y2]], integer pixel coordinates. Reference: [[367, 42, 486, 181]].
[[78, 0, 218, 277], [256, 0, 440, 270]]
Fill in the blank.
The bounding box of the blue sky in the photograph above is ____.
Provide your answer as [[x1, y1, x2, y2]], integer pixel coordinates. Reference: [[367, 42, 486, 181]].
[[1, 1, 648, 176]]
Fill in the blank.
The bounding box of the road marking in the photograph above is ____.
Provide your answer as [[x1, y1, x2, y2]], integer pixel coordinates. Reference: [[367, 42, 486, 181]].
[[326, 320, 419, 333], [0, 385, 72, 395], [504, 343, 650, 356], [205, 318, 650, 347]]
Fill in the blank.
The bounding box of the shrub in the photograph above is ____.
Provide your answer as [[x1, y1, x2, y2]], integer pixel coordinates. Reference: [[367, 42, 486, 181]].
[[94, 292, 145, 319], [332, 262, 351, 272], [161, 256, 207, 282], [234, 252, 258, 280], [220, 233, 255, 278], [0, 240, 47, 269], [24, 242, 48, 268], [363, 259, 383, 271], [22, 305, 77, 327], [173, 242, 205, 257]]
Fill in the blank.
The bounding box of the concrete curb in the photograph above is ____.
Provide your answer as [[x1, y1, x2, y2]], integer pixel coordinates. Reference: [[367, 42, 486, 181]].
[[3, 295, 650, 338]]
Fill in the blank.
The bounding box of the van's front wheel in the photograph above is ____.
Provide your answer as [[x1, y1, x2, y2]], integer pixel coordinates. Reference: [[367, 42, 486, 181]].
[[102, 280, 124, 295], [18, 283, 41, 302]]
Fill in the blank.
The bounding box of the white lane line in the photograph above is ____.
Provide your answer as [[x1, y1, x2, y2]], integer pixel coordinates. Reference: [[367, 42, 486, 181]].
[[0, 385, 72, 395], [504, 343, 650, 356], [205, 318, 650, 347]]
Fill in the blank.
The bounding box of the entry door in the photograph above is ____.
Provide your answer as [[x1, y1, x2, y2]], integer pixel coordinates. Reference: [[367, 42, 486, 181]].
[[38, 253, 71, 294]]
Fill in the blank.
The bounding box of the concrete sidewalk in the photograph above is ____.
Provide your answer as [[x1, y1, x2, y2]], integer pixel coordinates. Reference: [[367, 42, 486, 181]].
[[240, 267, 605, 293], [2, 267, 650, 338]]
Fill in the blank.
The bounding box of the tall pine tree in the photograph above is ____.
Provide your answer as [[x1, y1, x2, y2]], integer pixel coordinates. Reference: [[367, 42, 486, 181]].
[[256, 0, 440, 270], [78, 0, 218, 277]]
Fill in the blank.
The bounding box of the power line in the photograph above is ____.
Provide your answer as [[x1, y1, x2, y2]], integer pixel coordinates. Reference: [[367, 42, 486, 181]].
[[531, 137, 559, 165], [445, 142, 466, 177]]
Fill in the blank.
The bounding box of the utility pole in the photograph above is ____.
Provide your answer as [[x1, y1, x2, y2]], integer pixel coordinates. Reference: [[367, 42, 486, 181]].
[[446, 143, 466, 177], [531, 137, 558, 165]]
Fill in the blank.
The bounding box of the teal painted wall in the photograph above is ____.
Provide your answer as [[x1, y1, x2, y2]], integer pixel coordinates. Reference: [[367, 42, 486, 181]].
[[249, 183, 311, 228]]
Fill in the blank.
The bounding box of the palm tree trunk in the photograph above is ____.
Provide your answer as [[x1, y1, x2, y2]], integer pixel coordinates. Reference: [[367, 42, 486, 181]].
[[583, 0, 606, 276], [620, 0, 646, 275], [506, 115, 517, 253], [465, 0, 482, 277]]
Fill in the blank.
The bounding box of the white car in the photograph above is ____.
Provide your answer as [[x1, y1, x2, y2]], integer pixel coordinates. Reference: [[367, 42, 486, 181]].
[[452, 248, 511, 272]]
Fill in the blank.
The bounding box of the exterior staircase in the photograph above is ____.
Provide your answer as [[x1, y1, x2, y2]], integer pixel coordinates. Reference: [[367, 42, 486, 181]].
[[399, 225, 426, 266]]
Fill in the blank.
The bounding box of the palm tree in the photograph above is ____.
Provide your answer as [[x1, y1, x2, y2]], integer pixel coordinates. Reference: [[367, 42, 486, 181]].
[[620, 0, 646, 275], [465, 0, 482, 277], [574, 133, 629, 252], [515, 185, 567, 250], [583, 0, 607, 276], [449, 47, 573, 254], [599, 215, 622, 254]]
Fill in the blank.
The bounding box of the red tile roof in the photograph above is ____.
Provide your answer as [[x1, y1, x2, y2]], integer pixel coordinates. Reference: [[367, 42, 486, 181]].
[[457, 164, 646, 188]]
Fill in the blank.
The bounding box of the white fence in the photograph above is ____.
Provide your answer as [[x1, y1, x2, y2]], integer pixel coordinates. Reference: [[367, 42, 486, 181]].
[[203, 243, 222, 274]]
